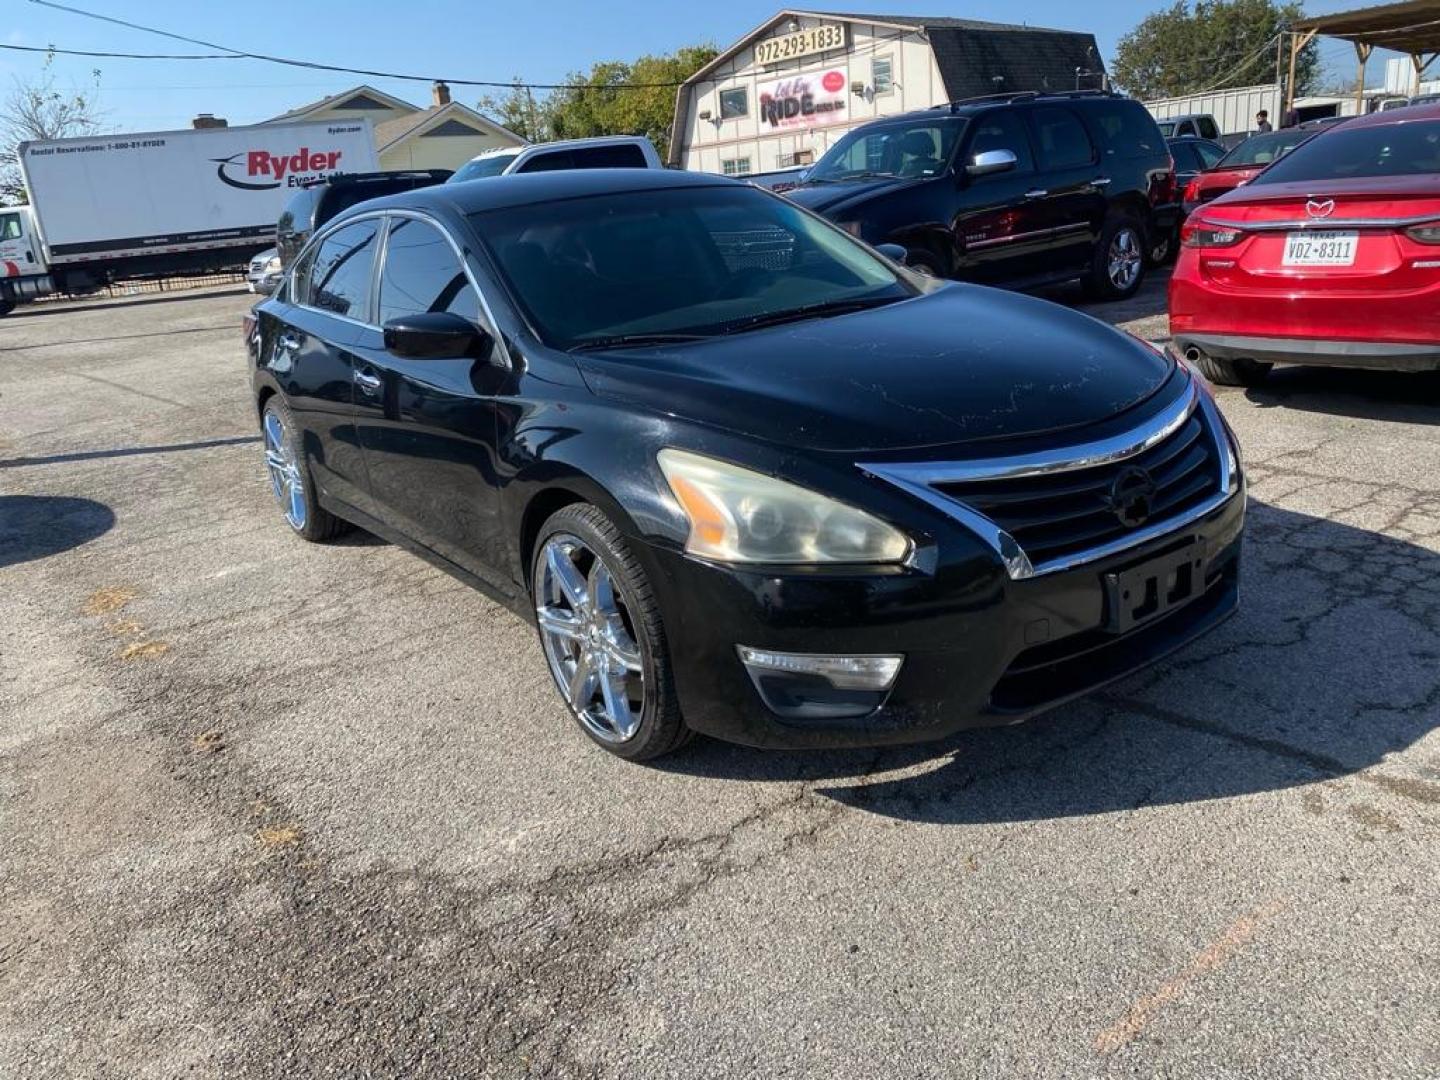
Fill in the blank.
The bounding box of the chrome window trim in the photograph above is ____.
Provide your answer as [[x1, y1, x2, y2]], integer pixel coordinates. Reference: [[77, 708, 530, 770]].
[[287, 207, 513, 369], [1200, 212, 1439, 232], [859, 373, 1239, 580]]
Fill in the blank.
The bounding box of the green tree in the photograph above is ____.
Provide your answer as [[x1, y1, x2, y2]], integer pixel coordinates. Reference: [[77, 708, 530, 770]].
[[494, 44, 717, 158], [1, 56, 103, 204], [1112, 0, 1317, 101]]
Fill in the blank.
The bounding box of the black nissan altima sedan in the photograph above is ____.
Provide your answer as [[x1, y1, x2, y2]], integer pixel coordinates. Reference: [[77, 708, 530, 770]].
[[245, 169, 1244, 761]]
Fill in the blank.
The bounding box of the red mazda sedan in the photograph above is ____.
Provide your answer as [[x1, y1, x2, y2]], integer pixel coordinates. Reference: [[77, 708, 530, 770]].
[[1170, 105, 1440, 385]]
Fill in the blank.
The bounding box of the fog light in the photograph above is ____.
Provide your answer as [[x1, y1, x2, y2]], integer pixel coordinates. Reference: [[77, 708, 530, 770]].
[[737, 648, 902, 689], [736, 647, 904, 721]]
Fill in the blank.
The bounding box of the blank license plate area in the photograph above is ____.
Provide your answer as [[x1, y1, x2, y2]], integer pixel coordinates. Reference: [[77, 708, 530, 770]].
[[1282, 230, 1358, 267], [1103, 541, 1202, 634]]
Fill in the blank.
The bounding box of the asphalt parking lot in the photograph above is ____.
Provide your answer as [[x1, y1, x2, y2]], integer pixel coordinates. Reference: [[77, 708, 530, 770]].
[[2, 278, 1438, 1079]]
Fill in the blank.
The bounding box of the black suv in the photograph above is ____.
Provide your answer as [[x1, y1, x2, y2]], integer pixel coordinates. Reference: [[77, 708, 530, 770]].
[[785, 91, 1178, 300], [275, 170, 452, 267]]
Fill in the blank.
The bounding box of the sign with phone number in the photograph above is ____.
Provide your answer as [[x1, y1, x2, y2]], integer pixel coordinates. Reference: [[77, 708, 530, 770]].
[[754, 23, 846, 65]]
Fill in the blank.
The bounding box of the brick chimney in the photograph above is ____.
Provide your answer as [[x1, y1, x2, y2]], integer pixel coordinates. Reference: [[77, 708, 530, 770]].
[[192, 113, 227, 129], [431, 81, 451, 107]]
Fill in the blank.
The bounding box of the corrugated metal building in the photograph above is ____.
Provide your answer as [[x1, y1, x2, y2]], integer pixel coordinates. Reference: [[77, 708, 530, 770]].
[[671, 10, 1104, 174]]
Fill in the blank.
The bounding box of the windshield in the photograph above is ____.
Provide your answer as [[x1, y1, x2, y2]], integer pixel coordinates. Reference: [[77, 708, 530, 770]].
[[1218, 130, 1311, 168], [450, 153, 519, 183], [1253, 120, 1440, 184], [806, 118, 966, 182], [470, 185, 913, 349], [1155, 121, 1176, 137]]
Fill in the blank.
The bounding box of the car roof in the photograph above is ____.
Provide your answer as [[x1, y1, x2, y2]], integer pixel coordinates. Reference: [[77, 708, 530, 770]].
[[1338, 101, 1440, 128], [358, 167, 738, 216], [464, 135, 651, 163]]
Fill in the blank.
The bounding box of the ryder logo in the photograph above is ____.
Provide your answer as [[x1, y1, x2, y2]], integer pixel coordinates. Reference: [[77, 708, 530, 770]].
[[212, 147, 346, 190]]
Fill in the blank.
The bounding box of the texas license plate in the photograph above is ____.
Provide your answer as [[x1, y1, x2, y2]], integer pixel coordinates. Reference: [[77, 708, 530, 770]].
[[1282, 230, 1358, 266]]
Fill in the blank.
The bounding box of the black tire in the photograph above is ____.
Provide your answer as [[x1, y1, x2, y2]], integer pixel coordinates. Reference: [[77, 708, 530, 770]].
[[260, 396, 350, 542], [531, 503, 690, 761], [0, 299, 15, 317], [1082, 216, 1147, 301], [1190, 353, 1272, 387], [904, 250, 944, 278], [1147, 223, 1177, 267]]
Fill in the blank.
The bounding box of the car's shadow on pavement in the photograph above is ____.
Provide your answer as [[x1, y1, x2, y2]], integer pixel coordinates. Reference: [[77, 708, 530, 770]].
[[659, 499, 1440, 821], [0, 495, 115, 568], [1245, 366, 1440, 425]]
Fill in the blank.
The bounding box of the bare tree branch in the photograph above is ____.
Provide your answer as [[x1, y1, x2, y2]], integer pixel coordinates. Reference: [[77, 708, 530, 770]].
[[1, 55, 103, 205]]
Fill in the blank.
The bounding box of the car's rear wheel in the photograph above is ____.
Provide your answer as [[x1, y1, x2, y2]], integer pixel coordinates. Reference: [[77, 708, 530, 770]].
[[1147, 224, 1177, 266], [1083, 217, 1146, 301], [532, 504, 689, 761], [0, 299, 15, 317], [260, 396, 349, 542], [1189, 353, 1273, 387]]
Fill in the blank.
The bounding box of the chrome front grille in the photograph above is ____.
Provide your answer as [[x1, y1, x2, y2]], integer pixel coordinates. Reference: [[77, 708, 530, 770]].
[[860, 375, 1239, 580]]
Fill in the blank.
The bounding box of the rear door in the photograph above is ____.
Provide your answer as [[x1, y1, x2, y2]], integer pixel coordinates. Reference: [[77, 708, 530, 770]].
[[263, 218, 380, 512], [1025, 105, 1108, 271], [350, 214, 511, 589], [951, 109, 1052, 283]]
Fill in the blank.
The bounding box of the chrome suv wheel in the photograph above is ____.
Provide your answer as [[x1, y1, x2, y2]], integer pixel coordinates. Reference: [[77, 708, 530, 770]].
[[1108, 225, 1143, 292]]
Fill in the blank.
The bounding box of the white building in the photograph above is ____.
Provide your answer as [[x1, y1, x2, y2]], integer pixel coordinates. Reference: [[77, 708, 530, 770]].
[[670, 10, 1104, 175]]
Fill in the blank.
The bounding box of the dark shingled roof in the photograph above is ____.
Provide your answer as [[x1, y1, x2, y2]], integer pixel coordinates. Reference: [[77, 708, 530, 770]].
[[825, 12, 1104, 99]]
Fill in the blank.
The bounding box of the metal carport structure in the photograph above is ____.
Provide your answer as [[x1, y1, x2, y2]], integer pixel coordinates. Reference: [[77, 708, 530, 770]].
[[1287, 0, 1440, 116]]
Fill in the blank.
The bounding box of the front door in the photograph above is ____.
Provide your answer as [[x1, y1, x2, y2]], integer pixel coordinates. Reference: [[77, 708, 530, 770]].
[[1025, 106, 1109, 273], [0, 209, 45, 279], [350, 215, 510, 591], [951, 108, 1052, 283]]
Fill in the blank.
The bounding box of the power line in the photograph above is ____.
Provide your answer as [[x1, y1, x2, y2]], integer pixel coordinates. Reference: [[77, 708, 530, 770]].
[[22, 1, 693, 90]]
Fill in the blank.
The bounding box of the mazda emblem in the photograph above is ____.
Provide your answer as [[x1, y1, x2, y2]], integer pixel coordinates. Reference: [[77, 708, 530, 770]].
[[1108, 466, 1157, 528], [1306, 198, 1335, 219]]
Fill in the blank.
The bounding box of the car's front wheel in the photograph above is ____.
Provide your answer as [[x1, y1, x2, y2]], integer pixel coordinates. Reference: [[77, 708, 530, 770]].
[[531, 504, 689, 760], [260, 396, 349, 542]]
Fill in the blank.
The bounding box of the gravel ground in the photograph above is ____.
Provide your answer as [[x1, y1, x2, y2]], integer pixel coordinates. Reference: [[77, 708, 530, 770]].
[[2, 277, 1437, 1079]]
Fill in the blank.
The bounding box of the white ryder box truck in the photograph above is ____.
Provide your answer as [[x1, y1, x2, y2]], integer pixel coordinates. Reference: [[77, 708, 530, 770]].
[[0, 119, 377, 315]]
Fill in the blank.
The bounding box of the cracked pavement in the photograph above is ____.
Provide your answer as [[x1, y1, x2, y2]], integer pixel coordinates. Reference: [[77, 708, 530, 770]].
[[2, 277, 1437, 1078]]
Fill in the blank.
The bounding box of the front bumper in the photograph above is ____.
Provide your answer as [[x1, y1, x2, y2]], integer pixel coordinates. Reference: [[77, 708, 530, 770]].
[[640, 488, 1244, 749], [1174, 331, 1440, 373]]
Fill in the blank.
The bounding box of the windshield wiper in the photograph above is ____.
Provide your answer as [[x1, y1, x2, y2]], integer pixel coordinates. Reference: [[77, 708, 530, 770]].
[[569, 332, 709, 352], [717, 296, 899, 335]]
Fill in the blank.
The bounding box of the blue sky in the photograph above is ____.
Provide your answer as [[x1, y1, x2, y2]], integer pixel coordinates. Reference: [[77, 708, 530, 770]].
[[0, 0, 1407, 133]]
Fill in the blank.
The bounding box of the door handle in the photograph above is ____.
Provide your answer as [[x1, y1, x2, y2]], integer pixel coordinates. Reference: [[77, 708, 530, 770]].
[[1023, 189, 1048, 199], [1091, 177, 1113, 188], [353, 370, 382, 394], [277, 331, 302, 353]]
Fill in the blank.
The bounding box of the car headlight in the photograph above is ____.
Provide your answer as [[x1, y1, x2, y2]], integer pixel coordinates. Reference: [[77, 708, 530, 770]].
[[265, 256, 282, 273], [657, 448, 910, 565]]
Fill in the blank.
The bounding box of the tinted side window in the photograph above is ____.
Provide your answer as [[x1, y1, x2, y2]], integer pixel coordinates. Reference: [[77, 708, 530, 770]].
[[1198, 117, 1220, 140], [304, 219, 380, 320], [1088, 101, 1163, 158], [1030, 107, 1095, 169], [967, 109, 1034, 173], [377, 218, 479, 324], [515, 150, 574, 173], [1170, 143, 1199, 172], [1195, 141, 1225, 168], [570, 144, 649, 169]]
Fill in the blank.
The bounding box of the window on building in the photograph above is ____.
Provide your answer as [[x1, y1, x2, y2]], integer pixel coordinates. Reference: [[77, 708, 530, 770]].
[[872, 56, 894, 95], [719, 87, 748, 120], [722, 157, 752, 176], [377, 218, 480, 326], [302, 219, 379, 320], [783, 149, 815, 168], [1028, 107, 1095, 170]]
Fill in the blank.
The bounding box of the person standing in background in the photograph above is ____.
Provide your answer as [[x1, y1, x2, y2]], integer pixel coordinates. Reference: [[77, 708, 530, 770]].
[[1256, 109, 1274, 132]]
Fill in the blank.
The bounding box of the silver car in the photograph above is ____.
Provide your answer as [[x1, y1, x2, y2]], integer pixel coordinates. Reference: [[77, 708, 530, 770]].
[[246, 247, 282, 295]]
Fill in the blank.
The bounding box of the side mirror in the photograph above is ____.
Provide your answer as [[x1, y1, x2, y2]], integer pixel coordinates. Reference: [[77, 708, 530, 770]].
[[965, 148, 1018, 178], [874, 242, 907, 263], [383, 312, 492, 360]]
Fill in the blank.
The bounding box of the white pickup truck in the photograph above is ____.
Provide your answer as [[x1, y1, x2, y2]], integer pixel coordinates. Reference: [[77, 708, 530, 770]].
[[0, 119, 378, 315]]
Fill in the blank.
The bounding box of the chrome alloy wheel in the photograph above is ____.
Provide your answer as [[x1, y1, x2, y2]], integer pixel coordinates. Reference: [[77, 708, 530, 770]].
[[263, 409, 308, 531], [535, 534, 646, 743], [1108, 226, 1143, 291]]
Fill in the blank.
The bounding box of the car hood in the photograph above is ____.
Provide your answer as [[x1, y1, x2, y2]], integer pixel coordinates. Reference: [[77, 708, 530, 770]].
[[574, 286, 1173, 454], [782, 175, 928, 216]]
